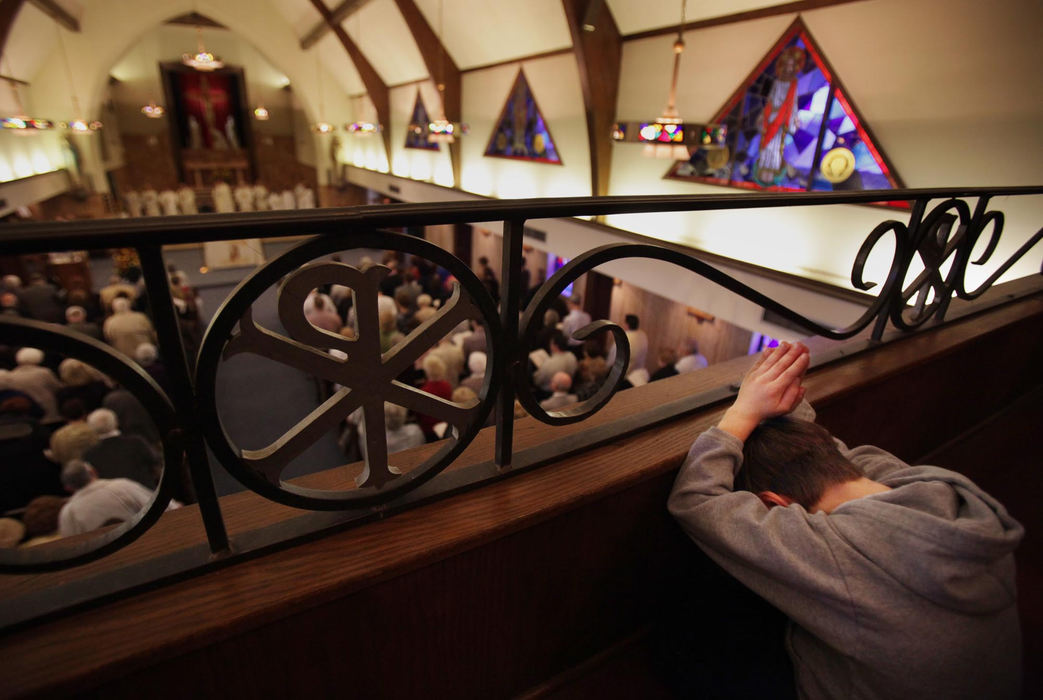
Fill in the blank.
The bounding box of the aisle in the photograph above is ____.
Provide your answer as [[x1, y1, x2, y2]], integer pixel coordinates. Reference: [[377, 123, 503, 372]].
[[87, 244, 384, 496]]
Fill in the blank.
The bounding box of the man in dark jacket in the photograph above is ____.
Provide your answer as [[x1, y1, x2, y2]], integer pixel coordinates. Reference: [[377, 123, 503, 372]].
[[84, 408, 161, 489]]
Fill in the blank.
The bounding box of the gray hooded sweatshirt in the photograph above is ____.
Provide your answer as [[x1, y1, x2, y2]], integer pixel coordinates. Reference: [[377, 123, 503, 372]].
[[668, 403, 1023, 699]]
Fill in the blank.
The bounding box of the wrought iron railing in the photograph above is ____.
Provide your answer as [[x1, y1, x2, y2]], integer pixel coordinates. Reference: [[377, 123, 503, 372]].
[[0, 186, 1040, 626]]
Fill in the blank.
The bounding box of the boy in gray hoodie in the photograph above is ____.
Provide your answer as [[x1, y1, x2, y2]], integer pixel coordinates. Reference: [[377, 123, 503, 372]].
[[668, 341, 1023, 699]]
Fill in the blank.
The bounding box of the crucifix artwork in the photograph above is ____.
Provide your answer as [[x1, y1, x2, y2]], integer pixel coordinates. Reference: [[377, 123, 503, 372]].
[[175, 71, 240, 150]]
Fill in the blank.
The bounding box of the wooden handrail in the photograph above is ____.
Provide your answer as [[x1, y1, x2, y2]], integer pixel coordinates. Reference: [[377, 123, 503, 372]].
[[1, 289, 1040, 698]]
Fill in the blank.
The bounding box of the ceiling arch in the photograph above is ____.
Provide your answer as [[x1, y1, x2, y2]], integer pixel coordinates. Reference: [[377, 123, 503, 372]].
[[4, 1, 357, 131]]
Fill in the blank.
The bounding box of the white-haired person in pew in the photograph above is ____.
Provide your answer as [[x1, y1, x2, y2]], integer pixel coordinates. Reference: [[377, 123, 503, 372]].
[[58, 459, 178, 537]]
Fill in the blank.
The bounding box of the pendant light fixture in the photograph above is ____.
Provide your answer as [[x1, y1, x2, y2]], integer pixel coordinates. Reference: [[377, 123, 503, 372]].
[[56, 25, 101, 133], [345, 15, 381, 135], [1, 61, 53, 132], [141, 101, 166, 118], [643, 0, 688, 159], [347, 93, 380, 134], [610, 0, 725, 158], [309, 52, 334, 134], [427, 0, 466, 143], [182, 26, 224, 72]]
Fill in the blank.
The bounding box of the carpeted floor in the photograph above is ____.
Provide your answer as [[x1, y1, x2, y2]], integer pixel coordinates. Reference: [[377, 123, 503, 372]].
[[91, 242, 384, 496]]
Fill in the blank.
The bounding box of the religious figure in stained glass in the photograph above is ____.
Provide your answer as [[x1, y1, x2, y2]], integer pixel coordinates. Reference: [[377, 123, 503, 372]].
[[667, 18, 903, 199], [756, 46, 805, 184], [484, 69, 562, 164]]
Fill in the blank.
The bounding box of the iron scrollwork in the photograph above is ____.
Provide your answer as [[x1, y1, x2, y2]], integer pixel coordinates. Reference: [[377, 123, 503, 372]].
[[195, 228, 502, 510], [515, 236, 906, 425], [2, 190, 1038, 574], [514, 195, 1041, 427], [855, 196, 1043, 334]]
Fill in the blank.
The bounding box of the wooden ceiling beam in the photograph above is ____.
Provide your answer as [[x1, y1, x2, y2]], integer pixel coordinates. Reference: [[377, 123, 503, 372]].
[[562, 0, 621, 198], [307, 0, 391, 166], [28, 0, 78, 32], [0, 0, 26, 61], [393, 0, 461, 188], [300, 0, 370, 50]]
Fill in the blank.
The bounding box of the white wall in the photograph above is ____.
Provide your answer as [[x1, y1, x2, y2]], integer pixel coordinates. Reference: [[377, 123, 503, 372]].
[[0, 169, 73, 217], [0, 131, 68, 184], [387, 81, 449, 184], [338, 92, 389, 175], [609, 0, 1043, 288], [459, 54, 591, 199]]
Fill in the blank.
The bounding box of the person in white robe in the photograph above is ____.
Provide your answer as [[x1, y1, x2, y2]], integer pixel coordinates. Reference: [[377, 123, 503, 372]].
[[212, 181, 235, 213], [158, 189, 180, 216], [178, 185, 198, 215]]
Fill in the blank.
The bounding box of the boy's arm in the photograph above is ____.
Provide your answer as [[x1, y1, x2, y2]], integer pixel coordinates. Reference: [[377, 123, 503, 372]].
[[717, 342, 809, 441], [668, 343, 858, 650]]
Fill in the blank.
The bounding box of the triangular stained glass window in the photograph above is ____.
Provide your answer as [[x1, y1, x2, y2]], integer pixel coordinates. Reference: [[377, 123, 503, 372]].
[[484, 69, 562, 164], [666, 18, 902, 198], [404, 90, 439, 151]]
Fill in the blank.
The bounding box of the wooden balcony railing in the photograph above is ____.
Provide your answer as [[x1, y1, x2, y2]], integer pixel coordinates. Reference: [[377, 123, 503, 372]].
[[0, 186, 1040, 630]]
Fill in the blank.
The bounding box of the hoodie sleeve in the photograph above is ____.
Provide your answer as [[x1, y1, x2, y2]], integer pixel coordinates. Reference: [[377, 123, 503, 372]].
[[668, 427, 860, 650]]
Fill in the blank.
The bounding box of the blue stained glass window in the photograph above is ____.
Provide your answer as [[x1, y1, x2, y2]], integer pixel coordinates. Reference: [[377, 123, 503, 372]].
[[667, 18, 903, 203], [484, 69, 562, 164], [404, 91, 439, 151]]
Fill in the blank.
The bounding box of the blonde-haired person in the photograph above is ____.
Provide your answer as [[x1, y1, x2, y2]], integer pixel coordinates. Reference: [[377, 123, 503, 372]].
[[357, 403, 426, 462], [55, 358, 109, 414], [9, 348, 62, 423], [103, 297, 156, 359], [378, 304, 403, 353]]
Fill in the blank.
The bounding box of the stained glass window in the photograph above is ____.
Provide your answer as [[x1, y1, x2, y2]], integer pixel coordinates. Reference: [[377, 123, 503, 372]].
[[404, 91, 439, 151], [666, 18, 902, 200], [484, 69, 562, 164]]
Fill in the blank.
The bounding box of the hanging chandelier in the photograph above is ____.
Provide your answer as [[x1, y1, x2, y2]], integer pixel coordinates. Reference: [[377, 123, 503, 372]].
[[309, 53, 335, 134], [427, 0, 466, 143], [65, 118, 103, 133], [346, 120, 380, 135], [56, 25, 101, 133], [427, 118, 457, 143], [345, 17, 381, 136], [182, 27, 224, 71], [0, 116, 54, 131], [141, 101, 165, 118], [1, 72, 53, 132], [610, 0, 724, 159]]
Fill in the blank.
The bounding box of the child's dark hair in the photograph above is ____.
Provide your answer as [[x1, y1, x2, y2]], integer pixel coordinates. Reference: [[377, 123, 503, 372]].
[[737, 417, 862, 508]]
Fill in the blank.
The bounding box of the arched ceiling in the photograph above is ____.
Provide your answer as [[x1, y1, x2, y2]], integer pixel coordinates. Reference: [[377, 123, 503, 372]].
[[2, 0, 798, 91]]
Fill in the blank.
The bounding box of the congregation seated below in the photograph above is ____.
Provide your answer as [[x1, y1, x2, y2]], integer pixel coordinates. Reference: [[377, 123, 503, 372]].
[[1, 247, 726, 551], [0, 266, 180, 548]]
